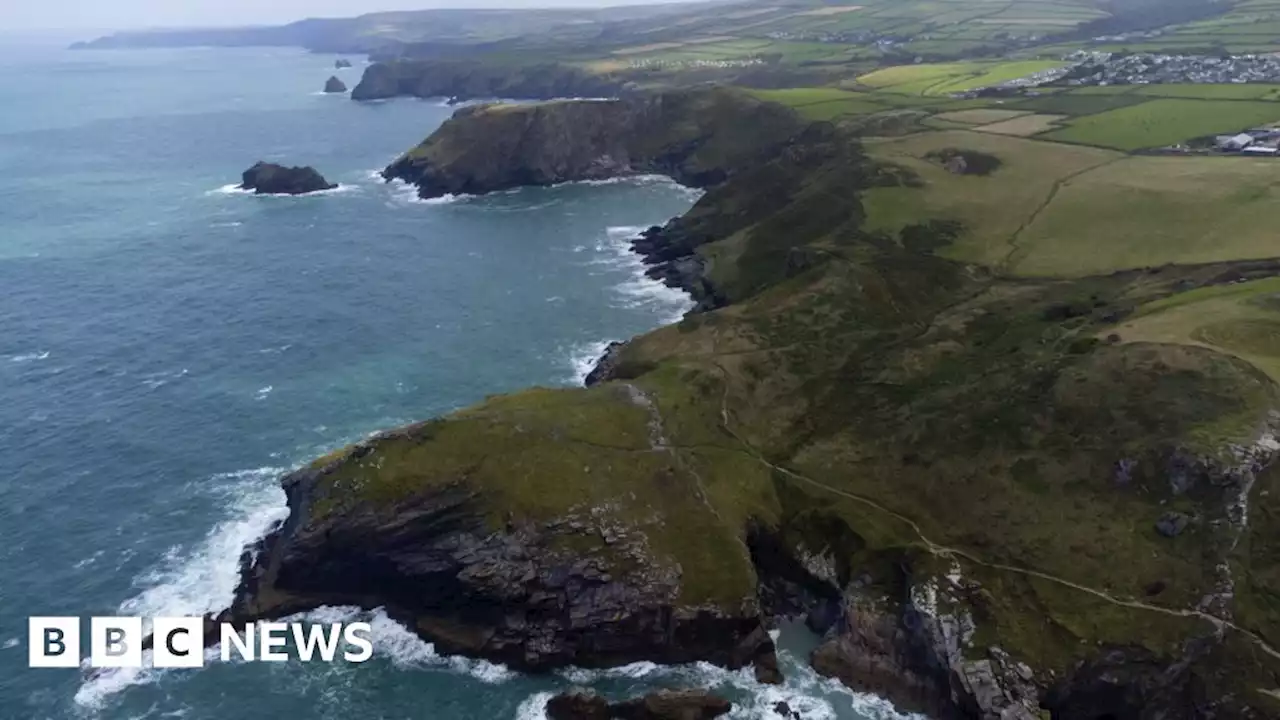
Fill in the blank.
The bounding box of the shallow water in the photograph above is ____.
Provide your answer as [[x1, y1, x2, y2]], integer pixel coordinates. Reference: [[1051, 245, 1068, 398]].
[[0, 41, 913, 720]]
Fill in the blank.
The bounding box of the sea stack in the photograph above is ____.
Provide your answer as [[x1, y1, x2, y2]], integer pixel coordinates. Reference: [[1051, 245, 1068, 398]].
[[335, 59, 353, 69], [238, 162, 337, 195], [324, 76, 347, 94]]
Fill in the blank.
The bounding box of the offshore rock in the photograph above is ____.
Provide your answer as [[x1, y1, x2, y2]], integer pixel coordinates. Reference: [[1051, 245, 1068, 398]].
[[546, 690, 732, 720], [335, 59, 353, 69], [238, 162, 337, 195], [324, 75, 348, 94]]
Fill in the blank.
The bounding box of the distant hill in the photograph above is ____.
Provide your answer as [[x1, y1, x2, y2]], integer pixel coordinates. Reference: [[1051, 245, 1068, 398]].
[[71, 4, 727, 55]]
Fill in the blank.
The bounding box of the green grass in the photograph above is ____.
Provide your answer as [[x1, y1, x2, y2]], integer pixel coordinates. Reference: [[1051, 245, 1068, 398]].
[[1009, 91, 1151, 116], [1012, 156, 1280, 275], [858, 60, 1065, 96], [1043, 98, 1280, 150], [1133, 84, 1280, 101]]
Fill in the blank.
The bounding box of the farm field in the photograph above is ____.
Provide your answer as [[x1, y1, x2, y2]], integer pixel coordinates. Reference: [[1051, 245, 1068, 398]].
[[1010, 156, 1280, 275], [856, 60, 1066, 96], [933, 108, 1030, 124], [1007, 90, 1150, 116], [974, 113, 1066, 135], [860, 131, 1280, 280], [1042, 98, 1280, 150], [860, 130, 1120, 268]]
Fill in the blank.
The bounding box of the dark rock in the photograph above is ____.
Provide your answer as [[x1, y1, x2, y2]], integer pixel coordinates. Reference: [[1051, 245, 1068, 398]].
[[811, 592, 1041, 720], [238, 162, 337, 195], [753, 646, 783, 685], [324, 75, 347, 94], [335, 59, 353, 69], [1043, 644, 1244, 720], [1155, 511, 1191, 538], [547, 690, 732, 720], [613, 690, 732, 720], [584, 341, 627, 387], [1144, 579, 1168, 596], [546, 691, 610, 720], [772, 701, 803, 720]]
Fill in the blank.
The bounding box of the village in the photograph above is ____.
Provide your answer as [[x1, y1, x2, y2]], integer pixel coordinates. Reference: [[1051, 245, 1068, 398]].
[[1060, 50, 1280, 86]]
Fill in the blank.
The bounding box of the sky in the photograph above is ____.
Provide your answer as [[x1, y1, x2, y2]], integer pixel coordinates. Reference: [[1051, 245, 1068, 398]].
[[0, 0, 693, 31]]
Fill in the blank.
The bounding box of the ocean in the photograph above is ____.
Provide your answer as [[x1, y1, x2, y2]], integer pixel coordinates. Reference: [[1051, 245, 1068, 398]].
[[0, 40, 911, 720]]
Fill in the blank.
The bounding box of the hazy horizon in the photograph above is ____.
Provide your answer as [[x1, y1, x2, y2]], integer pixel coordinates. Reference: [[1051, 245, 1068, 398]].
[[0, 0, 701, 32]]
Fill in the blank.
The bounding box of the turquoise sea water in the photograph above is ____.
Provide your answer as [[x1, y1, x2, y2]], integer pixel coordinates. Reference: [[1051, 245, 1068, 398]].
[[0, 41, 910, 720]]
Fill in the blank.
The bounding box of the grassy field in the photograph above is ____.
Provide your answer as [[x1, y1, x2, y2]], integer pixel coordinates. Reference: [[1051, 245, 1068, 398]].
[[933, 108, 1030, 124], [862, 130, 1280, 279], [1043, 98, 1280, 150], [975, 113, 1066, 135], [861, 130, 1120, 267], [857, 60, 1066, 96], [1009, 90, 1151, 116], [1011, 156, 1280, 275], [1107, 277, 1280, 384]]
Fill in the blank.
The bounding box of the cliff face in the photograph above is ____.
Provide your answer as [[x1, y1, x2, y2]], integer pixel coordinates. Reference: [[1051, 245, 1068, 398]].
[[382, 89, 800, 196], [351, 60, 626, 102]]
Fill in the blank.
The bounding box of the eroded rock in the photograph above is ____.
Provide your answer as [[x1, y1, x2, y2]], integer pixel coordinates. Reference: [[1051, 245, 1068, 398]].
[[239, 162, 336, 195]]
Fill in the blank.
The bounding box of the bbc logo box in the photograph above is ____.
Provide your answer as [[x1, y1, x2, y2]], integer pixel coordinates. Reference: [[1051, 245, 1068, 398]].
[[30, 616, 205, 669], [29, 616, 373, 668]]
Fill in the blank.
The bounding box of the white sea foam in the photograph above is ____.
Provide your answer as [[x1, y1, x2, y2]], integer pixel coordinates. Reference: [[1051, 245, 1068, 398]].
[[600, 225, 695, 324], [1, 638, 18, 650], [140, 368, 189, 390], [10, 350, 49, 363], [550, 642, 924, 720], [277, 606, 515, 684], [567, 339, 614, 386], [74, 466, 289, 711], [255, 386, 273, 400], [515, 691, 556, 720], [206, 183, 356, 199]]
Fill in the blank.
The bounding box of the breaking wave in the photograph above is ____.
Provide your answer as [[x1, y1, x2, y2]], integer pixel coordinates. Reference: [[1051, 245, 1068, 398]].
[[74, 467, 290, 711]]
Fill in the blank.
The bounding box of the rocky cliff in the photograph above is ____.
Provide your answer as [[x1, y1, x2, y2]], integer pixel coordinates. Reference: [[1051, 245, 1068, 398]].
[[351, 59, 626, 102], [382, 89, 806, 308], [217, 89, 1280, 719]]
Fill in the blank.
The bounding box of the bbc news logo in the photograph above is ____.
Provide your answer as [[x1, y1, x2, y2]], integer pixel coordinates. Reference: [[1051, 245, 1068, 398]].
[[29, 617, 373, 668]]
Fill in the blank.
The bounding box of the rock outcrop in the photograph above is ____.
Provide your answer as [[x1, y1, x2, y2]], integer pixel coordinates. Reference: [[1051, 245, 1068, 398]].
[[239, 162, 337, 195], [335, 58, 353, 69], [351, 59, 625, 102], [546, 690, 732, 720], [220, 411, 778, 675], [324, 75, 348, 94]]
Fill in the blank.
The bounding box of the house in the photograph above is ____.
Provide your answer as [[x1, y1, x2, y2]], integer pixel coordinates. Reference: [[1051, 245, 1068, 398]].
[[1220, 133, 1256, 150]]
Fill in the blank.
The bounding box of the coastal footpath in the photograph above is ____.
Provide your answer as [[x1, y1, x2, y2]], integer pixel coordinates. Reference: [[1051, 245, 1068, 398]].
[[216, 89, 1280, 719]]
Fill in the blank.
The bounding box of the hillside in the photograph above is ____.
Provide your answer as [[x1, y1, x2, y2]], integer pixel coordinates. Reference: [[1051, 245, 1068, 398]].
[[204, 90, 1280, 720]]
